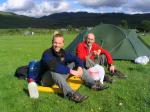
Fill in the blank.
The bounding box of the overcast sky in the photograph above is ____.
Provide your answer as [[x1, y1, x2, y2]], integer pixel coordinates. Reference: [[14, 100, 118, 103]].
[[0, 0, 150, 17]]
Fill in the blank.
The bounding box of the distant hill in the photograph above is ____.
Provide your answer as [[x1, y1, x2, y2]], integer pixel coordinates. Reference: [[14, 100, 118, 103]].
[[0, 11, 150, 28], [0, 11, 42, 28]]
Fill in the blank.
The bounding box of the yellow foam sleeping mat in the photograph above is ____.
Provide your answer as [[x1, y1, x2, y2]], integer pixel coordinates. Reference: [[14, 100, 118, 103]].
[[38, 76, 83, 93]]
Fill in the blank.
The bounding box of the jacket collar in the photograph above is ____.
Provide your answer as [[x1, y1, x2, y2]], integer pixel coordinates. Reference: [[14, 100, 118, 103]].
[[51, 47, 65, 57], [83, 41, 93, 49]]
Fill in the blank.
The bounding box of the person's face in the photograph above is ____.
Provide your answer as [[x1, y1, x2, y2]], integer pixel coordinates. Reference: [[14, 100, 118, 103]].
[[52, 36, 64, 52], [86, 33, 95, 47]]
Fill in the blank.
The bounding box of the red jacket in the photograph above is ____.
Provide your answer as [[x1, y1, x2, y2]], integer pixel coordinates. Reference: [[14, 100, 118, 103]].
[[76, 41, 113, 65]]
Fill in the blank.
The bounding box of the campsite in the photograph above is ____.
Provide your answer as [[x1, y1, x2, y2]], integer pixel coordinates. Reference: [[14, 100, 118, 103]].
[[0, 28, 150, 112], [0, 0, 150, 110]]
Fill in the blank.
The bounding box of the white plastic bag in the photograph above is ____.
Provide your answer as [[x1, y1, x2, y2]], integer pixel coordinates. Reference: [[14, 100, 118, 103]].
[[88, 64, 105, 84], [134, 56, 149, 65]]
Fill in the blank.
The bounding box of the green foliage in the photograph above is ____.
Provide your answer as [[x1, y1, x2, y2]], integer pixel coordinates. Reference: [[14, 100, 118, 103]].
[[120, 20, 128, 29], [141, 20, 150, 32], [0, 11, 150, 29], [0, 31, 150, 112]]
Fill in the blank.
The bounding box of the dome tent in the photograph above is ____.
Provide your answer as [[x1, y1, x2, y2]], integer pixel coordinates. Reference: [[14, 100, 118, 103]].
[[66, 24, 150, 60]]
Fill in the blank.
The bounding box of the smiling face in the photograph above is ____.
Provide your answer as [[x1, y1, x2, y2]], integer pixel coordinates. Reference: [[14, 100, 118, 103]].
[[86, 33, 95, 47], [52, 34, 64, 52]]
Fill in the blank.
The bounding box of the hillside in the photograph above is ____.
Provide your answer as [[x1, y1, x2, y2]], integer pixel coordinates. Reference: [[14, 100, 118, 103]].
[[0, 11, 41, 28], [0, 11, 150, 28]]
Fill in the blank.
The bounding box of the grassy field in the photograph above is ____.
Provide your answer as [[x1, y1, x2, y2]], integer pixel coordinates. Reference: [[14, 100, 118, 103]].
[[0, 31, 150, 112]]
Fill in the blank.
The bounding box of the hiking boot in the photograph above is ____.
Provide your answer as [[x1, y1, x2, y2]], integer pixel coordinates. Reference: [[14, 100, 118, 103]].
[[67, 92, 88, 103], [104, 75, 113, 83], [91, 80, 109, 91], [28, 82, 39, 99], [110, 70, 127, 78]]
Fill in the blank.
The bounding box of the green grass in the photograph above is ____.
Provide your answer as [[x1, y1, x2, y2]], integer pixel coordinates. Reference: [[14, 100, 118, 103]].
[[0, 32, 150, 112]]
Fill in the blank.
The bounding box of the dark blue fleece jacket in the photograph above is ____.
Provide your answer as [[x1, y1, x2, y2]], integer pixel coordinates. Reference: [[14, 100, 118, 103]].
[[40, 48, 84, 75]]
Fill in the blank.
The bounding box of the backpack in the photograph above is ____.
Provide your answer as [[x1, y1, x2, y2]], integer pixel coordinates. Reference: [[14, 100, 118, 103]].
[[15, 65, 28, 80]]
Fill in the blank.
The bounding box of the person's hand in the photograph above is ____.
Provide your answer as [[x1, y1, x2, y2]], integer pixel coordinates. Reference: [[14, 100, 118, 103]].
[[109, 65, 116, 73], [97, 49, 101, 55], [93, 49, 101, 56], [70, 67, 83, 77], [70, 70, 82, 77], [77, 67, 83, 76]]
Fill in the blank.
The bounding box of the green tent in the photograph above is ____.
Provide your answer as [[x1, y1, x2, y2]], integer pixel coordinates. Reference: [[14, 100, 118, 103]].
[[66, 24, 150, 60]]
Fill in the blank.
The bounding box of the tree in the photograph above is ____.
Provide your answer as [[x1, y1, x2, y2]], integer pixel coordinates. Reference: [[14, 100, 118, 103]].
[[120, 20, 128, 29], [67, 25, 73, 31], [141, 20, 150, 32]]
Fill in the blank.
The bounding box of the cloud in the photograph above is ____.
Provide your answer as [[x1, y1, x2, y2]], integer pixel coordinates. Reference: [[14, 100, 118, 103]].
[[0, 0, 70, 17], [75, 0, 150, 14], [77, 0, 127, 8], [0, 0, 150, 17], [40, 1, 69, 14], [0, 0, 35, 11], [33, 1, 69, 17], [128, 0, 150, 12]]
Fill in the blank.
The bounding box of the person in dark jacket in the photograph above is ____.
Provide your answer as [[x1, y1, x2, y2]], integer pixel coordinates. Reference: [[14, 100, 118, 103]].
[[28, 33, 89, 102]]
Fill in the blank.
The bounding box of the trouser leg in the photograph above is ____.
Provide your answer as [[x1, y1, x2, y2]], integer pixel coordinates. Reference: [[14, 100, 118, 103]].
[[41, 71, 74, 96], [98, 55, 108, 66], [85, 54, 107, 68], [81, 69, 95, 87]]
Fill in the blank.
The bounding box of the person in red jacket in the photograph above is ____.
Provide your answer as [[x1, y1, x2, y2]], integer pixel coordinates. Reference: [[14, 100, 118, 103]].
[[76, 33, 116, 73]]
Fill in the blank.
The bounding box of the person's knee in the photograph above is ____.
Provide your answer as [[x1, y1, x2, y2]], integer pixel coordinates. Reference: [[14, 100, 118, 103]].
[[51, 72, 64, 79], [67, 62, 75, 69], [41, 71, 54, 86], [99, 55, 107, 66]]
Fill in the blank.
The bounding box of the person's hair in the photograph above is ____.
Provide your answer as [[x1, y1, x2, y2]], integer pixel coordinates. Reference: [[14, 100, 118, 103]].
[[52, 32, 64, 42], [84, 32, 94, 41]]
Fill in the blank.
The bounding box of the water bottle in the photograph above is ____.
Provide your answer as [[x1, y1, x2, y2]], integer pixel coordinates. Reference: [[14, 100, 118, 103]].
[[28, 82, 39, 99]]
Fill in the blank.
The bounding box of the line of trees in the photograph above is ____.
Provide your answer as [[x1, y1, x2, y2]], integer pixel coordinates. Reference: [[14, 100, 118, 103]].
[[120, 19, 150, 32], [0, 12, 150, 32]]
